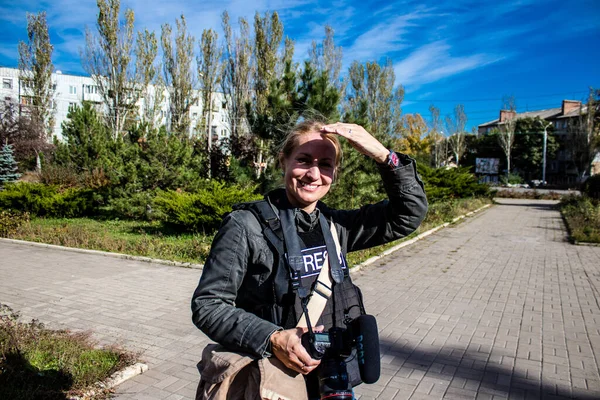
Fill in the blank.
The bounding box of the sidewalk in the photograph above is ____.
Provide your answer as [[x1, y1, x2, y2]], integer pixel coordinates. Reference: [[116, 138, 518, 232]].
[[1, 198, 599, 399]]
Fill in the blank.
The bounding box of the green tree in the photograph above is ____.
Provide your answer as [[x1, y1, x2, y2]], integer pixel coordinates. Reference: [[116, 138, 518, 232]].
[[0, 144, 21, 185], [161, 14, 196, 134], [344, 59, 403, 142], [53, 102, 122, 180], [513, 116, 559, 181], [297, 61, 340, 121], [18, 11, 55, 171], [326, 100, 383, 209], [567, 88, 600, 180], [83, 0, 150, 138]]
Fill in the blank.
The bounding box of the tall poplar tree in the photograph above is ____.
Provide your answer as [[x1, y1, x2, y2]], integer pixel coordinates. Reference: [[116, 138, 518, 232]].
[[309, 25, 343, 92], [136, 28, 163, 132], [198, 28, 221, 177], [345, 59, 403, 142], [161, 14, 197, 134], [428, 104, 444, 167], [249, 11, 284, 177], [221, 12, 253, 146], [83, 0, 148, 138], [18, 12, 54, 137], [18, 11, 54, 171]]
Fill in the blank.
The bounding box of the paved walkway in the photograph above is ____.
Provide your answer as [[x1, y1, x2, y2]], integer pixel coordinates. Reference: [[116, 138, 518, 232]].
[[1, 199, 599, 399]]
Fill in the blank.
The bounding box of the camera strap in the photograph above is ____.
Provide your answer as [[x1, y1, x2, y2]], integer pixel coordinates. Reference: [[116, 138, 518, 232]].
[[296, 217, 341, 329]]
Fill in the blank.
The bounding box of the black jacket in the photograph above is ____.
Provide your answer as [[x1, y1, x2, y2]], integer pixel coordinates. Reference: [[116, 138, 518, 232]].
[[191, 155, 428, 358]]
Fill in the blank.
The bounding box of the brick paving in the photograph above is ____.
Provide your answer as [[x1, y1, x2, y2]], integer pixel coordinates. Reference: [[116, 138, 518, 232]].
[[1, 198, 599, 399]]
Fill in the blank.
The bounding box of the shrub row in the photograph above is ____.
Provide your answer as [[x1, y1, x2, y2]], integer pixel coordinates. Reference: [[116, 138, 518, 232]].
[[0, 183, 96, 218], [0, 181, 261, 233]]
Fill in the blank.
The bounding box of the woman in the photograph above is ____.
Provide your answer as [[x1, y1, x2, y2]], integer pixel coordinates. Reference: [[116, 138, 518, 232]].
[[192, 120, 428, 397]]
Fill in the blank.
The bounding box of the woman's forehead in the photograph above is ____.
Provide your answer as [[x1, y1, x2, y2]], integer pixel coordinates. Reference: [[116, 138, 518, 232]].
[[294, 133, 336, 155]]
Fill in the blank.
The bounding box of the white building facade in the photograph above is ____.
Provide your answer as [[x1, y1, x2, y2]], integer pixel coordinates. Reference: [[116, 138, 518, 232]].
[[0, 66, 230, 143]]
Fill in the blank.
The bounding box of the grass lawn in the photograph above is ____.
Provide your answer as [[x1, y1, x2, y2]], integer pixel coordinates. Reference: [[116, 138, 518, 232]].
[[5, 217, 214, 265], [0, 304, 136, 400], [3, 198, 492, 266]]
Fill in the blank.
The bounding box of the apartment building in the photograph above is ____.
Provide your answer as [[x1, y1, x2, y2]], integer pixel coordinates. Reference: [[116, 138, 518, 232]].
[[0, 66, 230, 142], [478, 100, 596, 183]]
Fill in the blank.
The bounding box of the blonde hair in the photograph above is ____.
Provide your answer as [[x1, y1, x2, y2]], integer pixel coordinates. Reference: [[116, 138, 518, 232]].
[[278, 119, 343, 176]]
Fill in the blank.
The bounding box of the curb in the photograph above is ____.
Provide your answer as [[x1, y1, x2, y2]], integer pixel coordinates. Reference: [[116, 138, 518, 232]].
[[2, 203, 492, 274], [350, 203, 492, 275], [71, 362, 148, 400], [0, 238, 203, 269]]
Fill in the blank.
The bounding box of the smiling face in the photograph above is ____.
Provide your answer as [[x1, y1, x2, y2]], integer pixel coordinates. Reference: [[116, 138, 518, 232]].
[[282, 131, 337, 213]]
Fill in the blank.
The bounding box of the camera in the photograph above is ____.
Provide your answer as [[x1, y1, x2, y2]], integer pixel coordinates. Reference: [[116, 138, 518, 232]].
[[301, 315, 380, 399]]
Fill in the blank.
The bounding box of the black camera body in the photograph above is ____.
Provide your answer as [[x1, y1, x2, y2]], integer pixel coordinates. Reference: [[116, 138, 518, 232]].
[[302, 327, 353, 360], [301, 315, 380, 400]]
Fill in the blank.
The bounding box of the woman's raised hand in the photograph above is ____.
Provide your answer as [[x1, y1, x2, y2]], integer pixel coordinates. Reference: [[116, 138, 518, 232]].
[[320, 122, 389, 164], [270, 327, 322, 375]]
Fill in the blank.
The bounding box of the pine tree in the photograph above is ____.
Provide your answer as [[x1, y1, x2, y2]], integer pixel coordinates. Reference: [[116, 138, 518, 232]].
[[0, 144, 21, 185]]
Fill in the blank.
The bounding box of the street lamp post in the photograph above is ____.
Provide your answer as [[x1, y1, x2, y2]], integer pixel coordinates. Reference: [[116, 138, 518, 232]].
[[539, 120, 552, 184]]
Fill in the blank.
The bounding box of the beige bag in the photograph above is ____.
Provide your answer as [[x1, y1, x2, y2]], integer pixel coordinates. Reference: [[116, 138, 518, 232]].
[[196, 344, 308, 400]]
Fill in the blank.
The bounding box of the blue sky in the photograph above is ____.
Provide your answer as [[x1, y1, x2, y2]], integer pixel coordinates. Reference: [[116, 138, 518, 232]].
[[1, 0, 599, 131]]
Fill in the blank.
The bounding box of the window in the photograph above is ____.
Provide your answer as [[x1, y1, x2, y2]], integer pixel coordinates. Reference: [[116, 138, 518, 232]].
[[192, 112, 198, 119], [20, 79, 33, 90], [222, 101, 227, 109], [2, 78, 12, 89], [69, 102, 76, 110], [69, 85, 77, 95]]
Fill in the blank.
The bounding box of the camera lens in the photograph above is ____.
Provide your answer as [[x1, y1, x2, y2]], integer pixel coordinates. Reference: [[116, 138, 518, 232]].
[[318, 357, 353, 399]]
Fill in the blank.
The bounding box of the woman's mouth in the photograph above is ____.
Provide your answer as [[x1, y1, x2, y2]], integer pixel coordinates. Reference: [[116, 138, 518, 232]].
[[298, 181, 320, 191]]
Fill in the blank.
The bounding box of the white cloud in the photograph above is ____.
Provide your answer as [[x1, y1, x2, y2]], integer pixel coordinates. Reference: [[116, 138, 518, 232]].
[[345, 9, 430, 62], [394, 41, 504, 87]]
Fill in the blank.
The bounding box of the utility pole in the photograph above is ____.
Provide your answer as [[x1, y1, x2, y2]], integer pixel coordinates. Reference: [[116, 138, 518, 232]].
[[539, 120, 552, 184]]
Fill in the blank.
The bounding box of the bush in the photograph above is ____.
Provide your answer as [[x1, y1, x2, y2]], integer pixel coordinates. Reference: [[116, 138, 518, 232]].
[[560, 194, 600, 243], [0, 209, 30, 236], [500, 173, 524, 185], [417, 165, 491, 203], [0, 182, 96, 218], [105, 190, 160, 220], [155, 181, 261, 232], [582, 175, 600, 199], [38, 164, 80, 187]]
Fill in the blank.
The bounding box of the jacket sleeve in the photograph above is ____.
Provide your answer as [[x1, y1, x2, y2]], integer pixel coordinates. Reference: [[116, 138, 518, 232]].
[[332, 152, 428, 252], [191, 211, 280, 358]]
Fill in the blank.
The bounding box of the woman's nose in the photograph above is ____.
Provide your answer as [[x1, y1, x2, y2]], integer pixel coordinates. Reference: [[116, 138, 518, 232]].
[[306, 164, 320, 180]]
